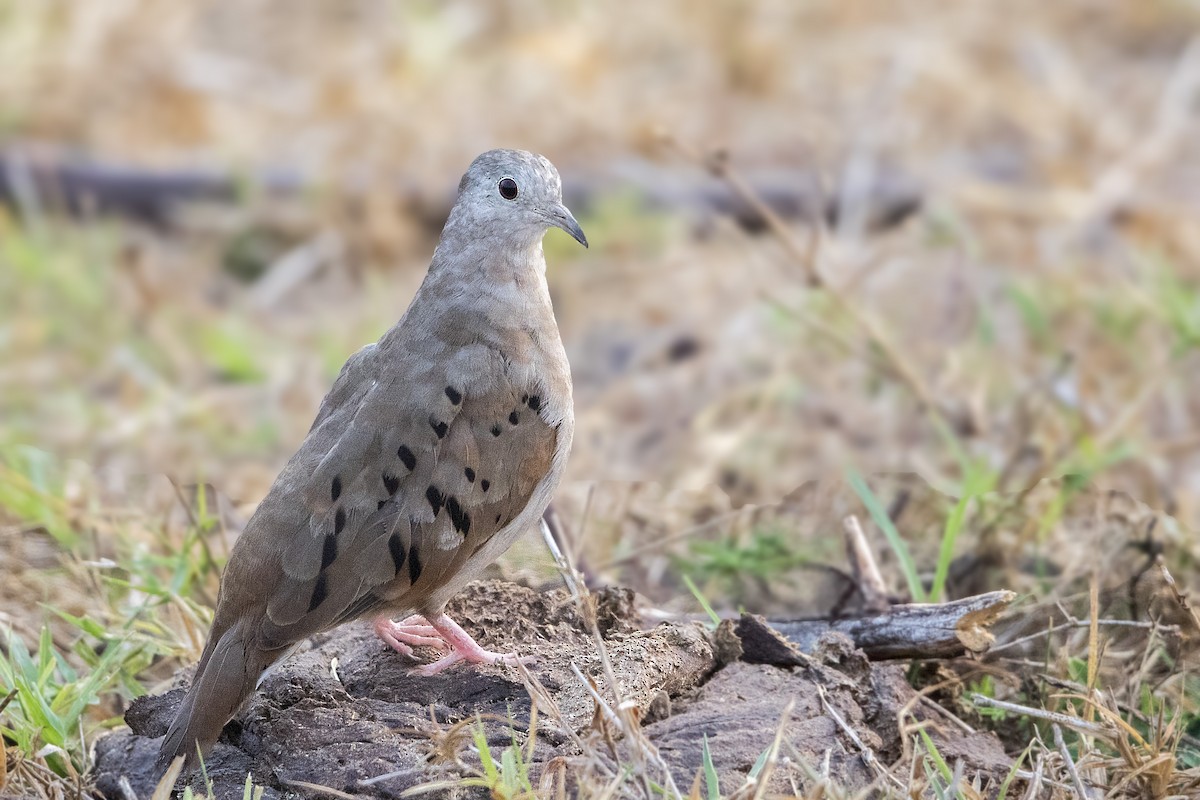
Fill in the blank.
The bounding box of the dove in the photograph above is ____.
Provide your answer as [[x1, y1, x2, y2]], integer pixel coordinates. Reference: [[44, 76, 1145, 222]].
[[157, 149, 587, 772]]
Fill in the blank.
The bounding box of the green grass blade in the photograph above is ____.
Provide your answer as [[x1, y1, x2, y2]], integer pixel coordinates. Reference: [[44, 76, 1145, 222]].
[[46, 607, 108, 640], [501, 746, 518, 794], [472, 720, 499, 783], [930, 464, 994, 602], [931, 490, 971, 603], [845, 467, 925, 600], [918, 727, 953, 782], [60, 636, 133, 728], [8, 632, 38, 682], [997, 743, 1031, 800], [683, 575, 721, 627], [748, 743, 771, 779], [702, 734, 720, 800]]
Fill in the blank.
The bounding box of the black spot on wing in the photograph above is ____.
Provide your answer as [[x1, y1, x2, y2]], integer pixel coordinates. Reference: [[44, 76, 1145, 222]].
[[481, 479, 490, 492], [387, 533, 406, 574], [446, 496, 470, 535], [408, 547, 423, 584], [397, 445, 417, 471], [426, 486, 444, 516], [490, 424, 502, 437], [378, 499, 387, 510], [444, 386, 462, 405], [508, 410, 520, 425], [430, 417, 448, 439], [331, 476, 342, 501], [308, 574, 328, 612], [382, 473, 400, 495], [464, 467, 476, 483], [321, 534, 337, 570], [527, 395, 542, 411], [334, 508, 347, 535]]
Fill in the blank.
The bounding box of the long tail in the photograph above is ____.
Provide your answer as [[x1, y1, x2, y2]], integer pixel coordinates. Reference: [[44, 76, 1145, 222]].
[[156, 619, 276, 774]]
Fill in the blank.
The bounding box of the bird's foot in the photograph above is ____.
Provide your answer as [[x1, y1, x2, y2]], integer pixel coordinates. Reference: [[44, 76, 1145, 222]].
[[373, 614, 451, 658], [403, 613, 533, 676]]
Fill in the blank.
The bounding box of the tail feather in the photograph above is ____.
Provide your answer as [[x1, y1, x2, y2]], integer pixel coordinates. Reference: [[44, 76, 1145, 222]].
[[156, 619, 276, 775]]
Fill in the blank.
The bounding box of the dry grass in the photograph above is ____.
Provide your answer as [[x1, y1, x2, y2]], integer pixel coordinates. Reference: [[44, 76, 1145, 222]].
[[3, 0, 1200, 797]]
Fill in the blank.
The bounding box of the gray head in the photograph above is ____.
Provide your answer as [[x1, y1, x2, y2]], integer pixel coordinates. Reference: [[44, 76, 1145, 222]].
[[452, 149, 587, 248]]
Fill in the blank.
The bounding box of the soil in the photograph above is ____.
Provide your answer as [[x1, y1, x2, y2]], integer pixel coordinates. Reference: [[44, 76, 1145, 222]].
[[91, 580, 1008, 798]]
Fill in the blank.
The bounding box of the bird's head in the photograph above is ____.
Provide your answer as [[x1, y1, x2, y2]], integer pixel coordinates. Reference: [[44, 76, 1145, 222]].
[[452, 149, 588, 249]]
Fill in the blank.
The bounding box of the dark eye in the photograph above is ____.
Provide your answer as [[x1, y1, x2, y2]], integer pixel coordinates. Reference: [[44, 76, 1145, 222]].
[[498, 177, 519, 200]]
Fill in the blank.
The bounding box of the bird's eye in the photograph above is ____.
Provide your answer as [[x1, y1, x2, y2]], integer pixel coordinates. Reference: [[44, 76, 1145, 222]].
[[498, 177, 519, 200]]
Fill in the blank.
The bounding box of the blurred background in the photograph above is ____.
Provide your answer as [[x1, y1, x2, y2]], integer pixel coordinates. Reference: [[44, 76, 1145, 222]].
[[2, 0, 1200, 792]]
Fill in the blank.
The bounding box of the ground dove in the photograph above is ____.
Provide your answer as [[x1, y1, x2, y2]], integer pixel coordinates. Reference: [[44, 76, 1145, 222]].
[[158, 149, 587, 772]]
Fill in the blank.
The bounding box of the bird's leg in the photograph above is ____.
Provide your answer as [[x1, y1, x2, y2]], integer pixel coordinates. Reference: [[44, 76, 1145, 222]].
[[373, 614, 451, 656], [409, 613, 532, 676]]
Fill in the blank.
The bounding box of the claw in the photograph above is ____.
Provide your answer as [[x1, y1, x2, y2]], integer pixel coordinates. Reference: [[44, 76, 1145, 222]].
[[373, 615, 450, 655], [376, 612, 530, 673]]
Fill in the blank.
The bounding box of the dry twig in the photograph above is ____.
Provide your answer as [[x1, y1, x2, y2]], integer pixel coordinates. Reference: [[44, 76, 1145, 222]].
[[1052, 724, 1095, 800], [841, 515, 890, 613]]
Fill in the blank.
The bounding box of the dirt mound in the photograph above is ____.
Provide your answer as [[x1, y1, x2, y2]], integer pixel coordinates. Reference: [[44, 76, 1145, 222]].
[[91, 581, 1006, 798]]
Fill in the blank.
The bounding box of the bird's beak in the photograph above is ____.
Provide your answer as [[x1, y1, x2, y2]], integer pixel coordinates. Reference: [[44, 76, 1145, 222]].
[[547, 203, 588, 248]]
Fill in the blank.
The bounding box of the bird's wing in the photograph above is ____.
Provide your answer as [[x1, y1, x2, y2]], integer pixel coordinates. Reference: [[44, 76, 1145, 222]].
[[240, 338, 562, 650], [308, 343, 377, 433]]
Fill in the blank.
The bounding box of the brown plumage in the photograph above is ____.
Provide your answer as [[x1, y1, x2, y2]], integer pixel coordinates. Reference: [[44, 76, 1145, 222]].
[[157, 149, 587, 773]]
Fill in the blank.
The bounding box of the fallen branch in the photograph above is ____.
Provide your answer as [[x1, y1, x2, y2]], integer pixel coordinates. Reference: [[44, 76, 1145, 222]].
[[739, 590, 1015, 662]]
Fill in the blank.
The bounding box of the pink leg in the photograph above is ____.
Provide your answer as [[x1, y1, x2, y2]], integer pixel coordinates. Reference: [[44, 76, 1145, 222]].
[[373, 614, 451, 657], [409, 613, 533, 676]]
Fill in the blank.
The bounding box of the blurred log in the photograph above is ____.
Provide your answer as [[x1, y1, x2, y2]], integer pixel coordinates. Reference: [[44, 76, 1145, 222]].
[[0, 149, 248, 226], [562, 158, 923, 234], [740, 590, 1016, 663], [0, 148, 922, 234]]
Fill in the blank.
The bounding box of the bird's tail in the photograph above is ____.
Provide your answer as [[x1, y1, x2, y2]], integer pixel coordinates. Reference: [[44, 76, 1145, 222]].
[[156, 619, 276, 775]]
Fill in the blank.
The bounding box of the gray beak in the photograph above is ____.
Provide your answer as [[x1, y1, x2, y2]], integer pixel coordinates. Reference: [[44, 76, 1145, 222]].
[[548, 203, 588, 248]]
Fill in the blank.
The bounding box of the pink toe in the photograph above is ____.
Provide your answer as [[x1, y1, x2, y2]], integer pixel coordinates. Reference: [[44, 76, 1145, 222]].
[[381, 613, 530, 672], [411, 651, 465, 676]]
